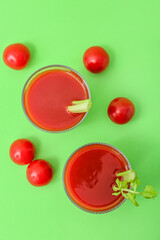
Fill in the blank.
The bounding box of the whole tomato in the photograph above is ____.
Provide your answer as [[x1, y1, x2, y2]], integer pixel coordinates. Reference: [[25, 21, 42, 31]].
[[108, 97, 135, 124], [27, 160, 54, 187], [3, 43, 31, 70], [83, 46, 110, 73], [9, 139, 35, 165]]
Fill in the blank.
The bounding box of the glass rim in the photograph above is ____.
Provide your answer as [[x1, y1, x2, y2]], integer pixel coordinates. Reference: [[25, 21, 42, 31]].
[[63, 142, 132, 214], [21, 65, 91, 133]]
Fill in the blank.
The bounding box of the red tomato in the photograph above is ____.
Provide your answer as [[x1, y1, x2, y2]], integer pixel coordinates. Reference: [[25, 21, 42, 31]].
[[108, 97, 135, 124], [83, 46, 110, 73], [3, 43, 31, 70], [27, 160, 54, 187], [9, 139, 35, 165]]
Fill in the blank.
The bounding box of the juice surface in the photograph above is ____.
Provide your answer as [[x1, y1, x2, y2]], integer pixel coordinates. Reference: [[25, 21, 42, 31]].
[[23, 69, 89, 131], [64, 144, 130, 212]]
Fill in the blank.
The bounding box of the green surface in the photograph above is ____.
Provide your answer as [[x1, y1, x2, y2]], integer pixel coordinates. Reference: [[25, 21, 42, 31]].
[[0, 0, 160, 239]]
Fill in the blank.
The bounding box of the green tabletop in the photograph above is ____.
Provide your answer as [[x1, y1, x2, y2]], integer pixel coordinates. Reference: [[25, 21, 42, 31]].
[[1, 0, 160, 239]]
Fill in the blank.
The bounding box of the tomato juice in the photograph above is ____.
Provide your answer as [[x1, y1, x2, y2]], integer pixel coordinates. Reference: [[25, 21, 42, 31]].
[[22, 66, 90, 132], [63, 143, 131, 213]]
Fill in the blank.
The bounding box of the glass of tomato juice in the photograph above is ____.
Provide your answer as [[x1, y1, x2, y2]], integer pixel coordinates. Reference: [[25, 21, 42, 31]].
[[63, 143, 131, 213], [22, 65, 91, 132]]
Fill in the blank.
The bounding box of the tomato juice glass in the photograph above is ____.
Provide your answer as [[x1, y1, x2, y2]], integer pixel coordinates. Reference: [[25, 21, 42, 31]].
[[22, 65, 91, 132], [63, 143, 131, 213]]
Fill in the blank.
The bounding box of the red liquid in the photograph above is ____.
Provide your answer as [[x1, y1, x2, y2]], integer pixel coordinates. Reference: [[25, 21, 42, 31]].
[[23, 68, 89, 131], [64, 144, 130, 212]]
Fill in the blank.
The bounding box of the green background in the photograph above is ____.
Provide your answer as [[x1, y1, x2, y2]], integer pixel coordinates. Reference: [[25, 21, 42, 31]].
[[0, 0, 160, 239]]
